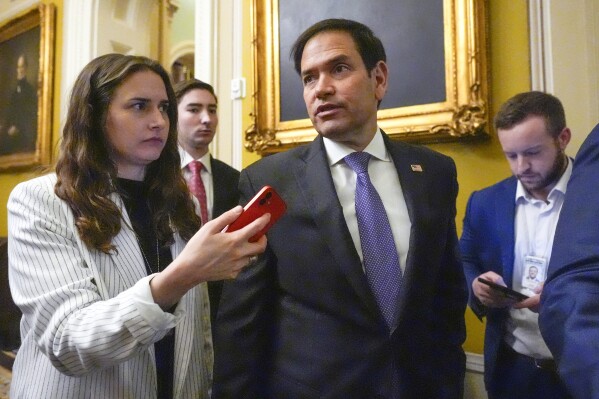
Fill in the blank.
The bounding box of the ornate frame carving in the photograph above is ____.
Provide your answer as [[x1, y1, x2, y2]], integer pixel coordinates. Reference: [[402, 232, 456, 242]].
[[245, 0, 489, 155]]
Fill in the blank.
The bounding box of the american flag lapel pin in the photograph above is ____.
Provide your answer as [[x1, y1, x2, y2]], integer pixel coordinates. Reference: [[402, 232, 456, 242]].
[[410, 164, 423, 172]]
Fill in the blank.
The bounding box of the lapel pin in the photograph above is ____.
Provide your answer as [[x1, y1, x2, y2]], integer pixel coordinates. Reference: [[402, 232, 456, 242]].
[[410, 164, 423, 172]]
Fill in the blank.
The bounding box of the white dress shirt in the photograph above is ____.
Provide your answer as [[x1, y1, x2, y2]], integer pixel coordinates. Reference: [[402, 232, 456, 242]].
[[323, 129, 411, 273], [506, 158, 572, 359]]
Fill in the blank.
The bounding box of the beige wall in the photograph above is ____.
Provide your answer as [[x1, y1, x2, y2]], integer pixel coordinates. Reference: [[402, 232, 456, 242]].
[[544, 0, 599, 155]]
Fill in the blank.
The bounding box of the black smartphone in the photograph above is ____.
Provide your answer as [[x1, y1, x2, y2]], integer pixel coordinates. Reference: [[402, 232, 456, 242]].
[[477, 277, 529, 302], [222, 185, 287, 242]]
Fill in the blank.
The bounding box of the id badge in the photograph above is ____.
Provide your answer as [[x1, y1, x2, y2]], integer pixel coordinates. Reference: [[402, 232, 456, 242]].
[[521, 255, 547, 291]]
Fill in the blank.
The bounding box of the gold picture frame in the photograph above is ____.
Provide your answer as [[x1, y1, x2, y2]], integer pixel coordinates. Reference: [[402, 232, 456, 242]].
[[245, 0, 489, 155], [0, 4, 55, 170]]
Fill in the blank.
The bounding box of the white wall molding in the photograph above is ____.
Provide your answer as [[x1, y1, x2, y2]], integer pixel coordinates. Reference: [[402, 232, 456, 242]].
[[194, 0, 243, 168], [528, 0, 545, 91], [195, 0, 215, 84], [230, 0, 244, 170], [465, 352, 486, 398], [60, 0, 98, 130], [528, 0, 553, 93], [466, 351, 485, 374]]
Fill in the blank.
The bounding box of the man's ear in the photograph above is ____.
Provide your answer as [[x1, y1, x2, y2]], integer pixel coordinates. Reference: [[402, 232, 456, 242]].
[[557, 127, 571, 150], [372, 60, 388, 103]]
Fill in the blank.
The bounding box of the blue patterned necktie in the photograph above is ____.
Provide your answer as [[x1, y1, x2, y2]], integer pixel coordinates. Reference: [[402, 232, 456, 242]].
[[345, 151, 403, 330]]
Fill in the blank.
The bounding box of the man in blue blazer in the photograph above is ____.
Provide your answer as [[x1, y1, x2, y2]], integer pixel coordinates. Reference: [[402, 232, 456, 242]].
[[212, 19, 467, 398], [461, 91, 572, 399], [540, 123, 599, 399]]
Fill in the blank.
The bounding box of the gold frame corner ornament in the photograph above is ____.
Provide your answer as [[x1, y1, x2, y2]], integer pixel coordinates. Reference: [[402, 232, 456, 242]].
[[0, 4, 56, 171], [245, 0, 489, 155]]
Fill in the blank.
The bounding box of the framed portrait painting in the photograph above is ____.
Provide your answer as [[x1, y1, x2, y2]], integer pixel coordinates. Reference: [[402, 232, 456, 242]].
[[245, 0, 489, 155], [0, 4, 55, 170]]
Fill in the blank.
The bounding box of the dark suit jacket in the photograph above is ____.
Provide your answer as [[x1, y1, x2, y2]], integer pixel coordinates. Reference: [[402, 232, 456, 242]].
[[213, 133, 467, 398], [540, 123, 599, 399], [460, 176, 518, 390], [1, 78, 37, 155], [207, 156, 240, 322]]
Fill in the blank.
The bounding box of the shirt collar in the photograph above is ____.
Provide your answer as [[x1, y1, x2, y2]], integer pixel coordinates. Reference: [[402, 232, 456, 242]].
[[179, 147, 212, 174], [323, 128, 390, 166], [515, 157, 573, 203]]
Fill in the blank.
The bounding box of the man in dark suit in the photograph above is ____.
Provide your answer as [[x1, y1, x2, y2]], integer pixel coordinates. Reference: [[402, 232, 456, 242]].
[[213, 18, 467, 398], [461, 91, 572, 399], [175, 79, 240, 323], [540, 123, 599, 399], [1, 54, 37, 155]]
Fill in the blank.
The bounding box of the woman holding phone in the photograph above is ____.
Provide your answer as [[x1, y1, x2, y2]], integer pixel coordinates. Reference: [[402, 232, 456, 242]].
[[7, 53, 268, 399]]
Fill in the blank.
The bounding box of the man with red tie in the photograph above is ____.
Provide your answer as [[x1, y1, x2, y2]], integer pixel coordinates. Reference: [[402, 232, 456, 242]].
[[175, 79, 240, 323]]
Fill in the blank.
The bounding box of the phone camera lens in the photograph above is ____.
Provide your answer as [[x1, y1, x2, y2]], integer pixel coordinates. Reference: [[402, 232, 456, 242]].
[[265, 192, 272, 199], [259, 199, 266, 205]]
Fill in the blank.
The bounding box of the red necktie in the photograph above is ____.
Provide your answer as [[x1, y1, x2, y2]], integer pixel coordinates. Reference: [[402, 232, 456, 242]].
[[188, 160, 209, 223]]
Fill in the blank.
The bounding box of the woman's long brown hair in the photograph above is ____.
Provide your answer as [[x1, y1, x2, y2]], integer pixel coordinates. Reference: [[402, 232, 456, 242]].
[[55, 54, 200, 253]]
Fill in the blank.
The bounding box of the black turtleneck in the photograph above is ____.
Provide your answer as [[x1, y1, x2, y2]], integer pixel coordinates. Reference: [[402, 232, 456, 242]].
[[115, 177, 175, 399]]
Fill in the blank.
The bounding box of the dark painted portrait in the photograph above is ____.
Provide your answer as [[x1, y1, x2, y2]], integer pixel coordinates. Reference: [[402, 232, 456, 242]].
[[0, 26, 40, 155]]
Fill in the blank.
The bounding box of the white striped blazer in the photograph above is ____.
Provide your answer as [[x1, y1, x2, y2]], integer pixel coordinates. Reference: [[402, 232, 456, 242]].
[[7, 174, 213, 398]]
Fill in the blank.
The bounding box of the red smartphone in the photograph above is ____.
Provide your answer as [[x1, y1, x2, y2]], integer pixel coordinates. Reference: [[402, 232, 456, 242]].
[[223, 185, 286, 242]]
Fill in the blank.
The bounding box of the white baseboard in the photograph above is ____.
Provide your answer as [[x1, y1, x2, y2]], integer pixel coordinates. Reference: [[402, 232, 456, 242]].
[[466, 351, 484, 374]]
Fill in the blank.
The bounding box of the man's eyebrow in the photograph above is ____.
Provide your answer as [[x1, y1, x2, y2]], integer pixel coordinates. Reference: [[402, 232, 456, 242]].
[[504, 144, 544, 155], [301, 54, 351, 76], [185, 102, 217, 107]]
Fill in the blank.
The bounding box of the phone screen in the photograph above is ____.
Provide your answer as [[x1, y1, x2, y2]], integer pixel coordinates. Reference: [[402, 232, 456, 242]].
[[477, 277, 529, 302]]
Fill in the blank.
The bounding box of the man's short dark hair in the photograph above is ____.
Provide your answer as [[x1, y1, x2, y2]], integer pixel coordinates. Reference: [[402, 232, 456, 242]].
[[290, 18, 386, 76], [173, 78, 218, 104], [494, 91, 566, 138]]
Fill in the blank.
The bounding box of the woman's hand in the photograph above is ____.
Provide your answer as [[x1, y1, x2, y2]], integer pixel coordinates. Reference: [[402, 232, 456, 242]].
[[150, 206, 270, 310]]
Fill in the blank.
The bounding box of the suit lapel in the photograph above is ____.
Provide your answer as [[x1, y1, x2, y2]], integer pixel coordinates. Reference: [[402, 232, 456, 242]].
[[211, 157, 225, 216], [496, 179, 517, 286], [385, 137, 426, 322], [72, 193, 147, 298], [171, 235, 198, 398], [294, 137, 380, 315], [210, 157, 240, 219]]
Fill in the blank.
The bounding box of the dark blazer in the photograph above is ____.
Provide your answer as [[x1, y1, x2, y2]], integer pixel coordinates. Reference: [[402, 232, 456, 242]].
[[210, 156, 241, 219], [213, 133, 467, 399], [540, 123, 599, 399], [460, 176, 518, 391], [207, 156, 240, 322]]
